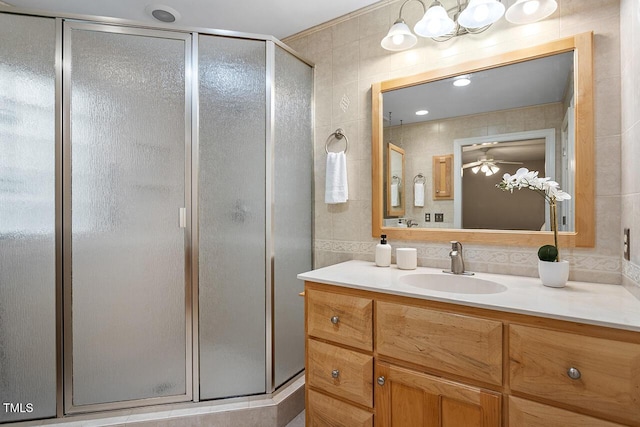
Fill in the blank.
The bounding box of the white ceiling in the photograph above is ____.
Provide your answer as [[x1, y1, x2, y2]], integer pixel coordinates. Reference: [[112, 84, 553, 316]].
[[2, 0, 381, 39]]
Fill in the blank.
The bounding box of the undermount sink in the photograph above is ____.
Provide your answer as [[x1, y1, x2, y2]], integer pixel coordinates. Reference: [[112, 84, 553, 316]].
[[399, 273, 508, 294]]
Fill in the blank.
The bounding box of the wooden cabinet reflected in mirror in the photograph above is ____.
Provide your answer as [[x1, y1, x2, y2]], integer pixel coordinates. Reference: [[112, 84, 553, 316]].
[[372, 33, 594, 247]]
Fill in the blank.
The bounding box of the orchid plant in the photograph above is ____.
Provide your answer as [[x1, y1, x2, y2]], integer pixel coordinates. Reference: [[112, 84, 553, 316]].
[[496, 168, 571, 262]]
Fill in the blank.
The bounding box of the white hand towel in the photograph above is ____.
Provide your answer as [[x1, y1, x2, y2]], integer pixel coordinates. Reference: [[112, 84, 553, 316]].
[[325, 151, 348, 204], [391, 183, 399, 207], [414, 182, 425, 207]]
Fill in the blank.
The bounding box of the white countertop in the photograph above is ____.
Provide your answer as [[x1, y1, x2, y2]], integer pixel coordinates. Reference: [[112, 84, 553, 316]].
[[298, 260, 640, 333]]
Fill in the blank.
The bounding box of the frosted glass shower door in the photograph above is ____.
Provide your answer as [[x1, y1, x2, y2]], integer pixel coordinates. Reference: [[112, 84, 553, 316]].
[[198, 35, 267, 399], [273, 46, 313, 388], [63, 23, 191, 410], [0, 13, 57, 423]]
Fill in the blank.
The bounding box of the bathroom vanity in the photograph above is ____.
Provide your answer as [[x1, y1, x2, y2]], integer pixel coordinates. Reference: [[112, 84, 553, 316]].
[[299, 261, 640, 427]]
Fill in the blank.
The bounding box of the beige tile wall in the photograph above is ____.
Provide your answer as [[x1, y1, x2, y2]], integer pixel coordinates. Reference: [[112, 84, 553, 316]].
[[285, 0, 624, 285], [620, 0, 640, 296]]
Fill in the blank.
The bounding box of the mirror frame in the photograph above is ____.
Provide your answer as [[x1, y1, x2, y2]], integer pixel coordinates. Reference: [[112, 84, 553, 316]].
[[372, 32, 594, 247]]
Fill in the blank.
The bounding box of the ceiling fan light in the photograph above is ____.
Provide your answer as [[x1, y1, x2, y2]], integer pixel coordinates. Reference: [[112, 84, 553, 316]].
[[490, 165, 500, 174], [505, 0, 557, 24], [471, 166, 481, 174], [458, 0, 505, 29], [414, 3, 455, 38], [381, 18, 418, 51]]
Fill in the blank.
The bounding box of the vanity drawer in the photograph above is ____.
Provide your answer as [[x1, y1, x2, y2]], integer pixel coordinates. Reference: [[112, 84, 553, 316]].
[[307, 339, 373, 408], [307, 287, 373, 351], [508, 396, 625, 427], [376, 301, 503, 385], [307, 389, 373, 427], [509, 324, 640, 424]]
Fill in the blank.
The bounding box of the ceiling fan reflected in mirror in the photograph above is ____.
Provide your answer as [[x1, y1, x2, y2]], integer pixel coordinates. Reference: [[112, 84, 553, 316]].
[[462, 148, 523, 176]]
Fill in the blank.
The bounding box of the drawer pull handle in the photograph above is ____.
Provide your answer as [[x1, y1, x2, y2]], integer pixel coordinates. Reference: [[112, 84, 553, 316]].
[[377, 376, 386, 386], [331, 369, 340, 379], [330, 316, 340, 324], [567, 367, 581, 380]]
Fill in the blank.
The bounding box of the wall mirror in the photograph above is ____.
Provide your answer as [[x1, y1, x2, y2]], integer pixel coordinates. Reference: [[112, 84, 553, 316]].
[[387, 142, 405, 218], [372, 33, 594, 247]]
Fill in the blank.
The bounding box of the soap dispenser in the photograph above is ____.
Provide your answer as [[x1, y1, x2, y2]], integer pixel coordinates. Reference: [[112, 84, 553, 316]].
[[375, 234, 392, 267]]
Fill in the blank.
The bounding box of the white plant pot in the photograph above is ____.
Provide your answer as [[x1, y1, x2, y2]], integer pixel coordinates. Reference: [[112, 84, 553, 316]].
[[538, 260, 570, 288]]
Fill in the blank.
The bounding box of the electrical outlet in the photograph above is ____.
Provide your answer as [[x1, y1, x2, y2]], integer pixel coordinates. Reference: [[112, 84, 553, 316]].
[[425, 213, 431, 222], [624, 228, 630, 261], [435, 213, 444, 222]]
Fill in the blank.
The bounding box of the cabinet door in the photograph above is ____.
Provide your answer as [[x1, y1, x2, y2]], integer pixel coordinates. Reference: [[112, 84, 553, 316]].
[[375, 362, 500, 427]]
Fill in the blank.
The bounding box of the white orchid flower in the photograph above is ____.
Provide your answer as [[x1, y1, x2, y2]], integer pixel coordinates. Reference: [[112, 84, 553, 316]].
[[495, 167, 571, 263], [496, 167, 571, 204]]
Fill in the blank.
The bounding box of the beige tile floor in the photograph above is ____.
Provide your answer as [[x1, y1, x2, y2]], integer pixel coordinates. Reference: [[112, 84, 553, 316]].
[[285, 410, 304, 427]]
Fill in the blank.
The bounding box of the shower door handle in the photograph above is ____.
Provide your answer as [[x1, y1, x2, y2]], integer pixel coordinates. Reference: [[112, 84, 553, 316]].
[[179, 207, 187, 228]]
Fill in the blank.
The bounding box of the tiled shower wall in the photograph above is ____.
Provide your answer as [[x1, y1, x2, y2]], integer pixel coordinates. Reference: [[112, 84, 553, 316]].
[[620, 0, 640, 297], [284, 0, 627, 286]]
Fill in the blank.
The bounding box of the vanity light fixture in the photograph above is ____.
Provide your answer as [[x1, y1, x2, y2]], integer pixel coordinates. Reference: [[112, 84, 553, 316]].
[[457, 0, 505, 29], [381, 0, 558, 51], [505, 0, 558, 24], [415, 110, 430, 115]]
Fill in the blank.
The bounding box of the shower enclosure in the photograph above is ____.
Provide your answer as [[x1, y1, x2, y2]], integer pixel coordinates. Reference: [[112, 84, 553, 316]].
[[0, 9, 312, 424]]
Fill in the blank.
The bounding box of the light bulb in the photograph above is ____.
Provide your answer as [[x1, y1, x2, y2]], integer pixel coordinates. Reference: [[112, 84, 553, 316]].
[[523, 0, 540, 15], [473, 4, 489, 22], [427, 19, 442, 34], [453, 77, 471, 87], [392, 34, 405, 46]]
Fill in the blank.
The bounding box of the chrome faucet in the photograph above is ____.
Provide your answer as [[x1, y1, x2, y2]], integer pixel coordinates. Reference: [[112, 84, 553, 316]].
[[444, 241, 474, 275]]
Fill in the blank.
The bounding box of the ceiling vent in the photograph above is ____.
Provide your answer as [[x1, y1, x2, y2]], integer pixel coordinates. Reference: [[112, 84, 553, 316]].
[[145, 4, 180, 23]]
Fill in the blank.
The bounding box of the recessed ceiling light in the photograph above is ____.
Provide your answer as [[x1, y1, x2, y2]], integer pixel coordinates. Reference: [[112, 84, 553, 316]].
[[415, 110, 429, 116], [453, 77, 471, 87], [145, 4, 181, 23]]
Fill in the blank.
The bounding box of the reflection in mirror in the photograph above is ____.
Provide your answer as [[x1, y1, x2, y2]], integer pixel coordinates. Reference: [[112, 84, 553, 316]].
[[383, 51, 574, 230], [386, 143, 405, 218], [453, 129, 568, 231], [372, 33, 594, 247]]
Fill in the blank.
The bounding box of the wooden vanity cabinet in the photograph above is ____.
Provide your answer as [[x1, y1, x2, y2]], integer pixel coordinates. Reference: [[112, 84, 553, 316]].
[[305, 282, 639, 427]]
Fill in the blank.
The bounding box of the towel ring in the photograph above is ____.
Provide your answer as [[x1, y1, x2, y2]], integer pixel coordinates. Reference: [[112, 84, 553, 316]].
[[392, 175, 401, 185], [413, 173, 426, 184], [325, 128, 349, 154]]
